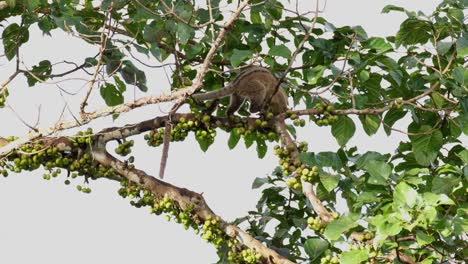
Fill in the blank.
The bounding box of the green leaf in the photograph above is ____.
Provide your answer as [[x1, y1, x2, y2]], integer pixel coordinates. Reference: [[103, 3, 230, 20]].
[[369, 214, 402, 236], [365, 160, 391, 186], [177, 22, 193, 45], [5, 0, 16, 8], [436, 41, 452, 55], [431, 174, 460, 194], [250, 10, 262, 24], [456, 32, 468, 58], [416, 231, 434, 246], [353, 25, 368, 40], [365, 37, 392, 51], [24, 0, 39, 10], [324, 213, 360, 240], [383, 109, 407, 135], [315, 152, 343, 170], [395, 18, 432, 47], [228, 131, 240, 150], [256, 139, 267, 159], [185, 43, 203, 59], [244, 133, 255, 149], [121, 61, 148, 92], [319, 172, 340, 192], [305, 65, 326, 85], [268, 44, 291, 59], [456, 149, 468, 164], [355, 151, 387, 169], [410, 126, 443, 166], [38, 16, 57, 35], [230, 49, 253, 67], [2, 23, 29, 61], [26, 60, 52, 86], [304, 238, 328, 261], [114, 76, 126, 92], [100, 83, 124, 106], [452, 66, 465, 85], [422, 193, 455, 206], [381, 4, 405, 13], [359, 115, 380, 136], [251, 177, 268, 189], [394, 182, 418, 208], [331, 116, 355, 146], [341, 250, 368, 264], [196, 136, 214, 152], [298, 152, 317, 166]]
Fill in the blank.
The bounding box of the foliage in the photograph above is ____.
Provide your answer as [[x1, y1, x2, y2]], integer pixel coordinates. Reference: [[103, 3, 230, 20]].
[[0, 0, 467, 263]]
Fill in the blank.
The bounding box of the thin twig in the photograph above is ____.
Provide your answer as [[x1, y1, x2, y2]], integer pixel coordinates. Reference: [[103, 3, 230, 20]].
[[79, 10, 111, 116]]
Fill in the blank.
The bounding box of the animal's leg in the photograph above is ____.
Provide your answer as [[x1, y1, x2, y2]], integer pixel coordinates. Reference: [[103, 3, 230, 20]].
[[248, 88, 266, 113], [226, 94, 244, 116]]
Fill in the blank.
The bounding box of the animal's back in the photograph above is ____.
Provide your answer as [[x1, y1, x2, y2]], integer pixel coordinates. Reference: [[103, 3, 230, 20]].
[[234, 67, 277, 97]]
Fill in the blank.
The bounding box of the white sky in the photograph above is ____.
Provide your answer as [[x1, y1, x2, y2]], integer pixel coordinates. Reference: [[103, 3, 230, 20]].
[[0, 1, 440, 263]]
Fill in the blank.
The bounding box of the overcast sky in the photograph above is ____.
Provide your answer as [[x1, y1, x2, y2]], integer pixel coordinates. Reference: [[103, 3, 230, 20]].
[[0, 1, 440, 263]]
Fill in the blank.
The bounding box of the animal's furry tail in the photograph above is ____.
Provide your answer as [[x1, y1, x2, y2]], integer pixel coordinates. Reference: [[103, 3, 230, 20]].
[[191, 85, 234, 101]]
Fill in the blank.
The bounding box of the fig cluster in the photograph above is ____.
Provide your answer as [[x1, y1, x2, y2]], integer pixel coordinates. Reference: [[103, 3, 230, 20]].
[[144, 116, 215, 146], [320, 255, 340, 264], [0, 129, 117, 193], [273, 142, 321, 191], [71, 128, 94, 146], [115, 139, 134, 156], [227, 248, 262, 264], [232, 116, 279, 142], [286, 110, 306, 127], [307, 216, 325, 232], [312, 102, 338, 126]]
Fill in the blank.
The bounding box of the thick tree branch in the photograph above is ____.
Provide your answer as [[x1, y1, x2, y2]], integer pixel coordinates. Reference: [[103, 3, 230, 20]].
[[89, 134, 293, 264], [272, 116, 333, 223]]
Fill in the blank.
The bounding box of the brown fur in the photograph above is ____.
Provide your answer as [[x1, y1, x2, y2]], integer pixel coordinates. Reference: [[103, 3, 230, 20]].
[[192, 67, 288, 115]]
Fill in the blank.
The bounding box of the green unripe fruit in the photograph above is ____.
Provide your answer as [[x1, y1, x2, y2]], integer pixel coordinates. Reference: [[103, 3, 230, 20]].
[[267, 132, 276, 140], [331, 256, 339, 264], [202, 115, 210, 123], [293, 182, 301, 190]]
